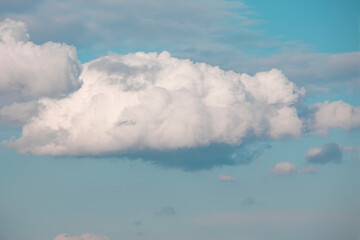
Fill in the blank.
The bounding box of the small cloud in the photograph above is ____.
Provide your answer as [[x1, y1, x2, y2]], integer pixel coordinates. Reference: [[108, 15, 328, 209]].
[[218, 174, 236, 181], [54, 233, 109, 240], [342, 145, 359, 152], [155, 206, 176, 217], [270, 162, 296, 175], [306, 143, 343, 164], [133, 221, 142, 226], [242, 196, 256, 206], [306, 101, 360, 135], [298, 166, 317, 174]]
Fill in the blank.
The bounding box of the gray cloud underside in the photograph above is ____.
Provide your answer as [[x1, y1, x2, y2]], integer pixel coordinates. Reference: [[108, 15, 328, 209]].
[[122, 143, 270, 171]]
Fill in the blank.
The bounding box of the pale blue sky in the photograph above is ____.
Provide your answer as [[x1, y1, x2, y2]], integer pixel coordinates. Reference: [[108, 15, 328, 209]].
[[0, 1, 359, 240]]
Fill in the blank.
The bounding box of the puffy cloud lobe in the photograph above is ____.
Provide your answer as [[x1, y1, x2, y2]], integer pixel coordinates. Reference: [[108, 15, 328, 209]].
[[0, 100, 40, 123], [5, 51, 304, 156], [0, 18, 29, 42], [306, 143, 343, 164], [270, 162, 296, 175], [54, 233, 109, 240], [306, 101, 360, 135], [0, 18, 82, 99]]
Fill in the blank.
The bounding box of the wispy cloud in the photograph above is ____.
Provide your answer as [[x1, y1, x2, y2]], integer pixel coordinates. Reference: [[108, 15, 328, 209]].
[[218, 174, 236, 181], [133, 221, 142, 226], [54, 233, 109, 240], [270, 162, 318, 175], [242, 196, 256, 206], [155, 206, 176, 217]]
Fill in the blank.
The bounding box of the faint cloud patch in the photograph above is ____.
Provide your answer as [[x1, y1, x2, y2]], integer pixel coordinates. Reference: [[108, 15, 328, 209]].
[[218, 174, 236, 181], [242, 196, 256, 206], [133, 221, 142, 226], [54, 233, 109, 240], [155, 206, 176, 217], [270, 162, 296, 175]]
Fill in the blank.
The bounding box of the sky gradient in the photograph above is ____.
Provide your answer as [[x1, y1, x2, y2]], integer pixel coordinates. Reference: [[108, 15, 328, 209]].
[[0, 1, 359, 240]]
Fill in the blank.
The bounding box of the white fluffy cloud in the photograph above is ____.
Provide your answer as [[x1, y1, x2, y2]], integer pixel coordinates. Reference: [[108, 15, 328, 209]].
[[0, 18, 82, 100], [307, 100, 360, 135], [5, 51, 305, 155], [54, 233, 109, 240], [270, 162, 296, 175], [1, 18, 357, 159], [0, 100, 40, 123]]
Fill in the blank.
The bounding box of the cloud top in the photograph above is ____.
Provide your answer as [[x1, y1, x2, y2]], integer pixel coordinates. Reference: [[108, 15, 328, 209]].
[[6, 51, 305, 156], [0, 18, 82, 99]]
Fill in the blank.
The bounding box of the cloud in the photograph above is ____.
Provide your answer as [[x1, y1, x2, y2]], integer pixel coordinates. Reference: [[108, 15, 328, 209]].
[[0, 100, 40, 123], [5, 51, 304, 157], [155, 206, 176, 217], [305, 101, 360, 135], [218, 174, 235, 181], [0, 0, 44, 13], [0, 18, 82, 102], [270, 162, 317, 175], [270, 162, 296, 175], [54, 233, 109, 240], [1, 0, 257, 51], [133, 221, 142, 226], [242, 196, 256, 206], [128, 143, 270, 171], [306, 143, 343, 164], [3, 1, 358, 97]]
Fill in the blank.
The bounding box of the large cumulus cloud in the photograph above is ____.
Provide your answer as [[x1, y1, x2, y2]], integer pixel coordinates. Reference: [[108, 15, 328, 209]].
[[0, 18, 82, 100], [5, 51, 305, 156]]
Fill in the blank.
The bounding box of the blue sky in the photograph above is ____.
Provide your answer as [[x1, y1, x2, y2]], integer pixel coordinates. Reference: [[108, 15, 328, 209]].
[[0, 1, 359, 240]]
